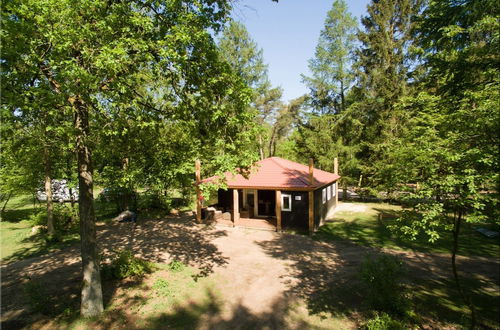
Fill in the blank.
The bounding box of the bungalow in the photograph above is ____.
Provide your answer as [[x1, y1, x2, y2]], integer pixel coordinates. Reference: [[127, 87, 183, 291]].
[[196, 157, 340, 233]]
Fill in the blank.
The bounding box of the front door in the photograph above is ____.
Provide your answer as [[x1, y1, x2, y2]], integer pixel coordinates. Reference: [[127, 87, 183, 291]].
[[257, 190, 275, 217]]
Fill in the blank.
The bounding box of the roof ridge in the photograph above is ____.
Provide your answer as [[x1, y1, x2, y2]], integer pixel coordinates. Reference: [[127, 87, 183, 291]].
[[271, 157, 311, 186]]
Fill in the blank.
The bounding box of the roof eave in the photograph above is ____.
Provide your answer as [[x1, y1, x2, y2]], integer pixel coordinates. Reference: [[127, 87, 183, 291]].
[[226, 176, 341, 191]]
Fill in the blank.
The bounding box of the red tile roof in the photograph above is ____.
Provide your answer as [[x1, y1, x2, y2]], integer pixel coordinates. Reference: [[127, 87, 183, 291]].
[[203, 157, 340, 190]]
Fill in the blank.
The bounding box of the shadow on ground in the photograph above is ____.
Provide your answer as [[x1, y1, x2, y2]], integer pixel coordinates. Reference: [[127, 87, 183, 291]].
[[256, 230, 499, 328], [0, 213, 228, 329]]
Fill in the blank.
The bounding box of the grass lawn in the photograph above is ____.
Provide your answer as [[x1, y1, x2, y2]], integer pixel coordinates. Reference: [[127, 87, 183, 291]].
[[315, 202, 500, 258], [0, 193, 118, 263], [315, 202, 500, 329], [1, 195, 45, 261], [43, 263, 224, 329]]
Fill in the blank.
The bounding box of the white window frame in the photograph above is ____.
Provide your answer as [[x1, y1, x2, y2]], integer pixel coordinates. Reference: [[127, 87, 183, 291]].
[[327, 185, 331, 200], [332, 183, 336, 197], [282, 193, 292, 212], [322, 188, 327, 204]]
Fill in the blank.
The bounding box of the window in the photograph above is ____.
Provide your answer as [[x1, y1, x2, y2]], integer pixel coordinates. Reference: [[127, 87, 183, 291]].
[[327, 185, 331, 200], [322, 188, 326, 204], [332, 183, 336, 197], [282, 193, 292, 211]]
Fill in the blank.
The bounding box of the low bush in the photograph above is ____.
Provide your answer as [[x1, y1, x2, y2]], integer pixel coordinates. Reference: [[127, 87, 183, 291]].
[[29, 210, 47, 227], [364, 313, 407, 330], [137, 191, 171, 211], [360, 254, 409, 315], [167, 260, 186, 272], [101, 249, 155, 280], [152, 278, 172, 297], [29, 204, 78, 230], [28, 204, 79, 243]]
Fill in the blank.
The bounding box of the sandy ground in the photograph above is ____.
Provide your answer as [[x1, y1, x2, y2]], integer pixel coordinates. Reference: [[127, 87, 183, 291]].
[[1, 213, 499, 329]]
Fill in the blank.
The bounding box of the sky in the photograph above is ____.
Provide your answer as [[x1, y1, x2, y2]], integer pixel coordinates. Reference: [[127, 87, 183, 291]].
[[231, 0, 371, 102]]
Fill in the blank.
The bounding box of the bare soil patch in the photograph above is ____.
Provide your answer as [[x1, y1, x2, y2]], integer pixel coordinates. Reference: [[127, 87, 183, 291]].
[[1, 212, 498, 329]]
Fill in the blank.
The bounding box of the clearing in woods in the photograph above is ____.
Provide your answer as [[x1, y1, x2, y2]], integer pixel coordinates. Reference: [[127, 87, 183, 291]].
[[1, 202, 498, 329]]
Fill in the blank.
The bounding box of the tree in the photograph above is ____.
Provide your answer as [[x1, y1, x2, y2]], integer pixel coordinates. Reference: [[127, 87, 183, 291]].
[[2, 0, 256, 317], [302, 0, 358, 115], [218, 20, 282, 159], [353, 0, 422, 189], [267, 96, 306, 157], [387, 0, 500, 327], [290, 0, 360, 193]]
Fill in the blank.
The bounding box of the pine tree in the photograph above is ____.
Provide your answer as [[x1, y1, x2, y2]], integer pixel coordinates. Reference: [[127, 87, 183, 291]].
[[353, 0, 422, 188], [218, 20, 282, 159], [302, 0, 357, 115]]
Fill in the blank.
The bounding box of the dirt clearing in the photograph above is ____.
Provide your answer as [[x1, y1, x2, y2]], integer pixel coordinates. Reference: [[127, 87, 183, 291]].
[[1, 212, 498, 329]]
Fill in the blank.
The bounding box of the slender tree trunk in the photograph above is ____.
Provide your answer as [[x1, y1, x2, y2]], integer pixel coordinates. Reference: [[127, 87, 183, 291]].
[[258, 134, 264, 160], [69, 188, 76, 211], [268, 126, 277, 157], [1, 191, 13, 214], [451, 211, 476, 328], [73, 96, 103, 317], [122, 157, 131, 211], [340, 80, 345, 114], [43, 146, 55, 235], [343, 180, 348, 201]]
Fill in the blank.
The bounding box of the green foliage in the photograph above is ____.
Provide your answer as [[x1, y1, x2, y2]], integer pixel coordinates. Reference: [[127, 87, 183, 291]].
[[152, 278, 172, 297], [101, 250, 155, 280], [218, 20, 282, 160], [28, 204, 78, 232], [364, 313, 407, 330], [302, 0, 358, 115], [360, 254, 409, 315], [291, 1, 361, 183], [167, 260, 186, 273], [218, 21, 269, 93], [137, 191, 171, 211], [29, 210, 48, 227], [23, 280, 52, 315]]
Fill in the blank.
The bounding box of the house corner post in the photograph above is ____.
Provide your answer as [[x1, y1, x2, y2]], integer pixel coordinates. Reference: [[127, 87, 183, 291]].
[[275, 190, 282, 232], [309, 158, 314, 185], [334, 157, 339, 205], [233, 189, 239, 227], [253, 190, 258, 217], [195, 160, 202, 224], [308, 190, 314, 235]]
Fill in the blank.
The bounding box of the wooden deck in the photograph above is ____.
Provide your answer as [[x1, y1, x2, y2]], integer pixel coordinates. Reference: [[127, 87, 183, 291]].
[[215, 217, 277, 231]]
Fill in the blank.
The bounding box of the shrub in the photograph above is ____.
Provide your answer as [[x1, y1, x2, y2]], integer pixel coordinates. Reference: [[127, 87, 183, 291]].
[[364, 313, 407, 330], [29, 204, 79, 243], [29, 204, 78, 232], [152, 278, 172, 297], [137, 190, 171, 211], [29, 210, 47, 227], [167, 260, 186, 272], [99, 186, 138, 212], [101, 250, 155, 280], [360, 254, 409, 315], [53, 204, 79, 232]]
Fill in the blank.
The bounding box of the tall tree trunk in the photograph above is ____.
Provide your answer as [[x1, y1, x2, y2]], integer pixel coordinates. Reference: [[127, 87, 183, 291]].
[[268, 126, 277, 158], [258, 134, 264, 160], [73, 96, 103, 317], [1, 191, 13, 214], [43, 146, 55, 235], [343, 180, 348, 201], [122, 157, 131, 211], [340, 80, 345, 114], [451, 211, 476, 328]]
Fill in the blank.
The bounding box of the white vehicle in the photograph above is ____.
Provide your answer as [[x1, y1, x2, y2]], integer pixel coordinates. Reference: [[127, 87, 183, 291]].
[[36, 179, 78, 202]]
